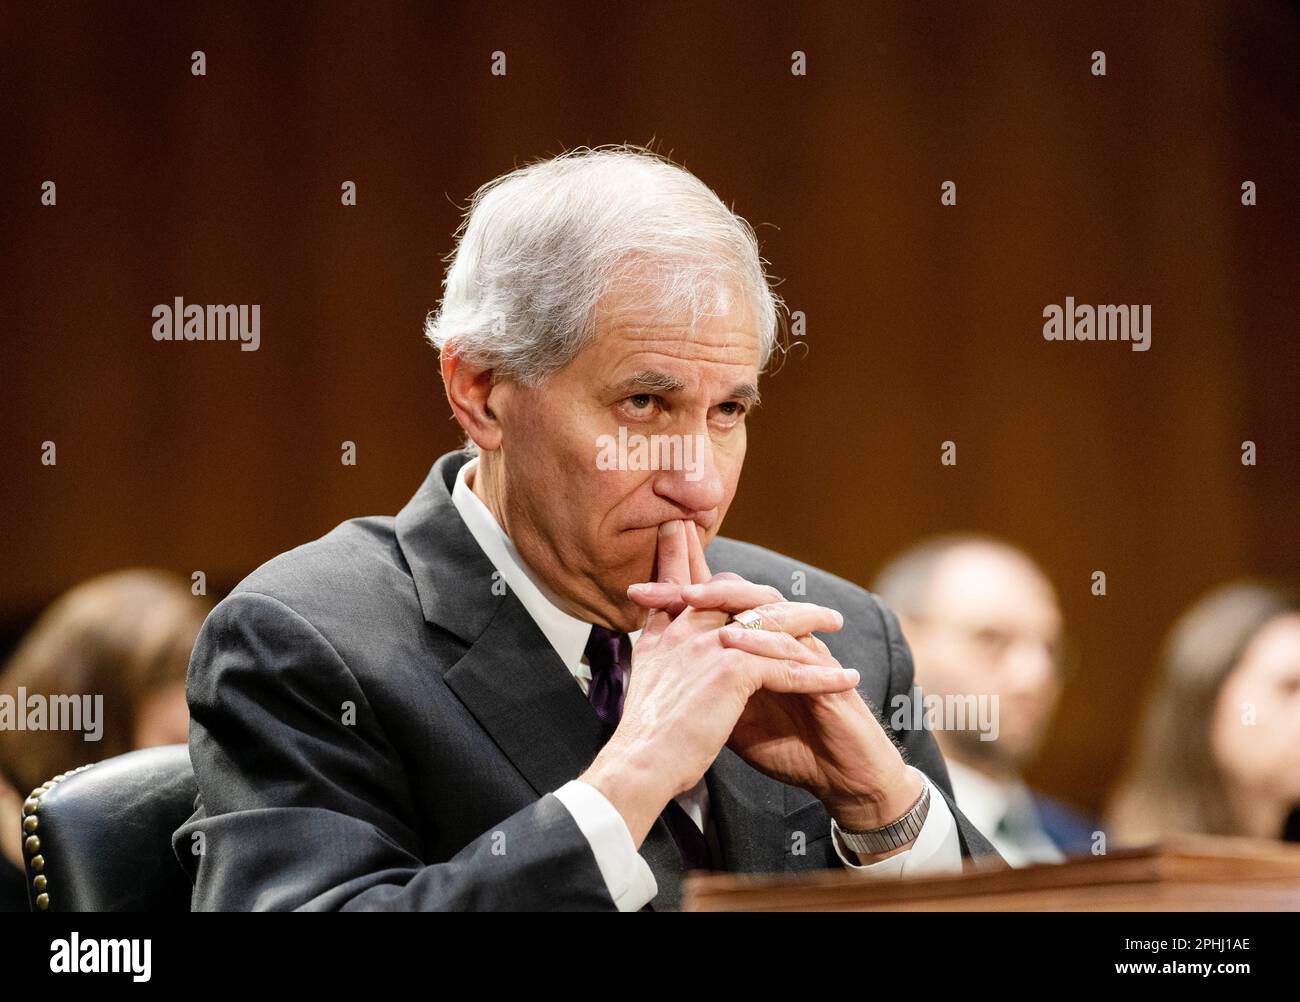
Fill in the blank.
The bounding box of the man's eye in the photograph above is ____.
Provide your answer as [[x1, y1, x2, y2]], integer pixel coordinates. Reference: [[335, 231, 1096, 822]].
[[712, 401, 747, 425], [621, 394, 661, 417]]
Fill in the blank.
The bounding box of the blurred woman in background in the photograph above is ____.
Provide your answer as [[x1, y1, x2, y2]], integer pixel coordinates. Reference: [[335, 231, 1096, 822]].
[[0, 569, 209, 909], [1108, 580, 1300, 846]]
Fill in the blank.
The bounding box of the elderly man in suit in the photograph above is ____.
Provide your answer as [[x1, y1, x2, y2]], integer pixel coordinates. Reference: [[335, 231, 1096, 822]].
[[173, 146, 1004, 910]]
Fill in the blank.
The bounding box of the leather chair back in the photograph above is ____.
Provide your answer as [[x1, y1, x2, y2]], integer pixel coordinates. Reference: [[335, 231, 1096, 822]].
[[21, 744, 196, 912]]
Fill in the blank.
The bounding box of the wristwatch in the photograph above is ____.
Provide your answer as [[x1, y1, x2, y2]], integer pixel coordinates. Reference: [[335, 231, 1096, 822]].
[[832, 776, 931, 855]]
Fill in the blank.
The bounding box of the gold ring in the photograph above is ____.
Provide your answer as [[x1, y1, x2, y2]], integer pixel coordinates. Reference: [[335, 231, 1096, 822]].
[[731, 609, 765, 630]]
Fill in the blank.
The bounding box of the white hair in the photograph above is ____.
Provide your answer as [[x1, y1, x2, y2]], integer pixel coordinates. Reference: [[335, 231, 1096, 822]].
[[423, 145, 786, 389]]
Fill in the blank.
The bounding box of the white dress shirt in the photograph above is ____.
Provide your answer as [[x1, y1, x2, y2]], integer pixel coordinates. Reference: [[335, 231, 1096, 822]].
[[945, 758, 1065, 867], [450, 457, 961, 909]]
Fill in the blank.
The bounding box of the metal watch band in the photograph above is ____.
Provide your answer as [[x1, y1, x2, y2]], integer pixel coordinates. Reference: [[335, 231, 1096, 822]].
[[833, 779, 931, 855]]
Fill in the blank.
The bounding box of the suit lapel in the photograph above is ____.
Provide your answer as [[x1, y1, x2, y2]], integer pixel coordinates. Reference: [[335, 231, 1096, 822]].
[[395, 453, 600, 791], [443, 596, 607, 795]]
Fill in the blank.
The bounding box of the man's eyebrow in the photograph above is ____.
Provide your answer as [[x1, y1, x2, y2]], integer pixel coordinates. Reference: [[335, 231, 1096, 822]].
[[608, 370, 688, 395], [608, 370, 761, 407]]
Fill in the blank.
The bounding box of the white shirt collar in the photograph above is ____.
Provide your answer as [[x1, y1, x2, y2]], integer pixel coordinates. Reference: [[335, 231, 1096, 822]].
[[450, 456, 642, 685], [945, 757, 1063, 866], [944, 758, 1017, 839]]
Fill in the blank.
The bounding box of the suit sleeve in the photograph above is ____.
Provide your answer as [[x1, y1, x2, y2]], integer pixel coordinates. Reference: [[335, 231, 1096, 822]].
[[870, 594, 1009, 871], [172, 590, 617, 911]]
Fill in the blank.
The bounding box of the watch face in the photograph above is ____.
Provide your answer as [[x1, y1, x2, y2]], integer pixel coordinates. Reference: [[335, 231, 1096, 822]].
[[836, 784, 931, 853]]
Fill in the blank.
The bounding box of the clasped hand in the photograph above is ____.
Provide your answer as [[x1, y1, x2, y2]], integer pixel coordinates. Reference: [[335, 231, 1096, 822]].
[[608, 519, 922, 852]]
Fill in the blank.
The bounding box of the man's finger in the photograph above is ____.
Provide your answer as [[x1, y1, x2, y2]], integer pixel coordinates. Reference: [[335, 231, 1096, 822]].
[[655, 519, 690, 585], [719, 624, 835, 665], [685, 520, 712, 585], [725, 601, 844, 638], [798, 633, 831, 655], [735, 652, 859, 695], [679, 578, 786, 613], [627, 581, 687, 609], [643, 520, 692, 616], [639, 605, 672, 642], [626, 571, 776, 611]]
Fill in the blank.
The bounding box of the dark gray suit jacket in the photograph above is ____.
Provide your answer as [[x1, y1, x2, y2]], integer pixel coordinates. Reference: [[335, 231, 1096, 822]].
[[173, 450, 1004, 910]]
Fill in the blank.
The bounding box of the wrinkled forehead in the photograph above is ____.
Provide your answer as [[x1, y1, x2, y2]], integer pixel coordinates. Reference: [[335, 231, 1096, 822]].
[[586, 268, 764, 372]]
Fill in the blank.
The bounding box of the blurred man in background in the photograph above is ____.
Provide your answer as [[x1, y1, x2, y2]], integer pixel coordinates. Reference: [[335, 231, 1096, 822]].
[[874, 534, 1099, 865]]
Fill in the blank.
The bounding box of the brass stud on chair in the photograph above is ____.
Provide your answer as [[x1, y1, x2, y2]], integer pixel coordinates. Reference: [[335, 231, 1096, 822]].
[[22, 761, 100, 914]]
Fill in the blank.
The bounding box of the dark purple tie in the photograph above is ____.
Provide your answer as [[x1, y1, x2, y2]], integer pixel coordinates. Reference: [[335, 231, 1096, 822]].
[[584, 625, 713, 871]]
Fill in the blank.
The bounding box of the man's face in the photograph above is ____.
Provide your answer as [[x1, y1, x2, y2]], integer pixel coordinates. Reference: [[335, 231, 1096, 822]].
[[906, 545, 1065, 769], [484, 275, 762, 631]]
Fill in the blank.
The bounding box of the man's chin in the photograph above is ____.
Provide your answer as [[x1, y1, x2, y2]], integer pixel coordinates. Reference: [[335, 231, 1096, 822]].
[[582, 591, 649, 635], [612, 606, 650, 635], [953, 732, 1030, 771], [612, 533, 658, 585]]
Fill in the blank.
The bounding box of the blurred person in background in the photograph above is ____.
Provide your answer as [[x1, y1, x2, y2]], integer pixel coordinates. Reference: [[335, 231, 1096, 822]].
[[0, 569, 209, 910], [873, 534, 1100, 866], [1108, 580, 1300, 846]]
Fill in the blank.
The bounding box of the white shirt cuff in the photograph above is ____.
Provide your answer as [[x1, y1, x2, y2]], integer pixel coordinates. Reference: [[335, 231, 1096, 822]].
[[830, 766, 963, 878], [552, 779, 659, 911]]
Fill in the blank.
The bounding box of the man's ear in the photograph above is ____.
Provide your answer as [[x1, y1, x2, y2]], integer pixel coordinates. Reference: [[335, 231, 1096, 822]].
[[441, 347, 506, 451], [895, 612, 924, 653]]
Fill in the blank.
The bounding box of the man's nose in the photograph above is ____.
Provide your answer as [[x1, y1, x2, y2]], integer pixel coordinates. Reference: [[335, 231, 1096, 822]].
[[651, 435, 725, 518], [1003, 639, 1057, 694]]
